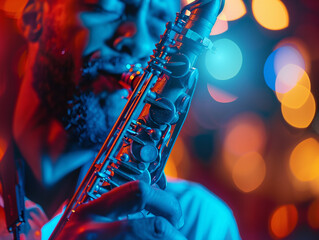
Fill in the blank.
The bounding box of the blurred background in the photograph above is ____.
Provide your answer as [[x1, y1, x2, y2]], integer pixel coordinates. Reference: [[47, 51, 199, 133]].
[[1, 0, 319, 239]]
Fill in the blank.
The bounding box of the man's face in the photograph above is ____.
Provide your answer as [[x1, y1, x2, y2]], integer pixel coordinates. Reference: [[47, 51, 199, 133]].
[[32, 0, 179, 149]]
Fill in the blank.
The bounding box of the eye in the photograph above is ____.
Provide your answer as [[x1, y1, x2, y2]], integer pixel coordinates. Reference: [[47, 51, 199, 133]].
[[93, 4, 106, 13]]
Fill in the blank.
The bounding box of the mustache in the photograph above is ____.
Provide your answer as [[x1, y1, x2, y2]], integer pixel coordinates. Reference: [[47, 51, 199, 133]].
[[81, 54, 148, 79]]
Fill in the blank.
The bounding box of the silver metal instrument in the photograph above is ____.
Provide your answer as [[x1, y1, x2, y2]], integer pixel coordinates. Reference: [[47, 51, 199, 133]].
[[49, 0, 224, 239]]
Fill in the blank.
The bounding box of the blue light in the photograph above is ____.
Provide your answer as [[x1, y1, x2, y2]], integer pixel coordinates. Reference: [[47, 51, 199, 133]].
[[205, 38, 243, 80], [264, 46, 305, 92], [264, 49, 277, 91]]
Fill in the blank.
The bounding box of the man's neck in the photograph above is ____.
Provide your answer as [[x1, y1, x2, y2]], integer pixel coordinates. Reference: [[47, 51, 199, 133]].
[[24, 160, 80, 218]]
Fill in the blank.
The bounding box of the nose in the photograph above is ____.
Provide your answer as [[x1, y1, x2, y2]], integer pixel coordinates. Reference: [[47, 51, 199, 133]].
[[112, 1, 154, 60]]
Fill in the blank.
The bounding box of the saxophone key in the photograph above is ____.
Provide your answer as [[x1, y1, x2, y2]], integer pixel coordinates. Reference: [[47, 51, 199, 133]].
[[118, 160, 143, 175], [112, 168, 136, 182]]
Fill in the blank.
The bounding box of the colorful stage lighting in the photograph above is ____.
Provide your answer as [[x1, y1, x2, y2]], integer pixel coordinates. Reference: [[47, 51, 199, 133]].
[[289, 138, 319, 182], [264, 46, 306, 92], [232, 151, 266, 192], [219, 0, 246, 21], [281, 92, 316, 129], [207, 84, 238, 103], [270, 205, 298, 239], [210, 14, 228, 36], [252, 0, 289, 30], [205, 38, 242, 80]]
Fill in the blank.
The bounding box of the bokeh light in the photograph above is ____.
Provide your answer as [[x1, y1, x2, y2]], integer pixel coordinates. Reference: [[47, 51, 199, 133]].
[[205, 38, 243, 80], [289, 138, 319, 182], [274, 38, 311, 73], [232, 152, 266, 192], [165, 137, 190, 178], [223, 113, 266, 173], [264, 46, 306, 92], [275, 64, 312, 109], [183, 0, 246, 22], [219, 0, 246, 21], [164, 158, 178, 178], [275, 64, 309, 94], [263, 42, 315, 129], [269, 205, 298, 239], [281, 92, 316, 129], [274, 47, 306, 81], [308, 199, 319, 229], [279, 84, 311, 110], [207, 83, 238, 103], [210, 14, 228, 36], [252, 0, 289, 30], [224, 113, 266, 157], [275, 65, 311, 108]]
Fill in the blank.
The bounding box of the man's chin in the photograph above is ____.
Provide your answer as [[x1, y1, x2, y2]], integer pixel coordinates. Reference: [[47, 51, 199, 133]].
[[62, 91, 108, 150], [63, 87, 129, 150]]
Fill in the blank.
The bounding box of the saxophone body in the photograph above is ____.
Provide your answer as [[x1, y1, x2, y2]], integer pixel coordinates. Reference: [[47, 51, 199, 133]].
[[49, 1, 224, 239]]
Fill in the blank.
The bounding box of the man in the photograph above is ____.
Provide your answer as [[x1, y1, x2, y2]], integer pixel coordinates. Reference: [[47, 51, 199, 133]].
[[1, 0, 241, 239]]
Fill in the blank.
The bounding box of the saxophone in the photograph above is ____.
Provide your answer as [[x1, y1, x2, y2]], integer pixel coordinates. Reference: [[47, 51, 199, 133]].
[[49, 0, 224, 239]]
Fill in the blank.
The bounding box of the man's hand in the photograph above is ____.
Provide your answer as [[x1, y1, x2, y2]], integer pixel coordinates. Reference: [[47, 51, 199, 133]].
[[56, 181, 186, 240]]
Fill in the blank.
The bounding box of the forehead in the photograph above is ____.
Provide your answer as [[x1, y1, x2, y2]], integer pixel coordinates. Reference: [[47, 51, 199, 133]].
[[51, 0, 179, 14], [79, 0, 179, 8]]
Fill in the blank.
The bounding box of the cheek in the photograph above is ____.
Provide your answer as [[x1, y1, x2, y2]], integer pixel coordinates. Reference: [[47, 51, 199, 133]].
[[72, 28, 90, 83], [56, 11, 91, 83], [82, 22, 119, 56]]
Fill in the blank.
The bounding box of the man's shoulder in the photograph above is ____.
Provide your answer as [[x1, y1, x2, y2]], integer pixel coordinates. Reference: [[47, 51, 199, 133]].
[[166, 178, 241, 240], [166, 178, 233, 215]]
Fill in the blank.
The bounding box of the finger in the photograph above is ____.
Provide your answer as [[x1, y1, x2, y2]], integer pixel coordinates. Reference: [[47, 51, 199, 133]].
[[71, 217, 187, 240], [77, 181, 184, 228]]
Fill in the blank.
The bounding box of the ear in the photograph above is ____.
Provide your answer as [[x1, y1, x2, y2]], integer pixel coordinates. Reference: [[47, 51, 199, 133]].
[[20, 0, 44, 42]]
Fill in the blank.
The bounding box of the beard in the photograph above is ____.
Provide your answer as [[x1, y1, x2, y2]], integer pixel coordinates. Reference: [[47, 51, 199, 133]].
[[32, 28, 131, 150]]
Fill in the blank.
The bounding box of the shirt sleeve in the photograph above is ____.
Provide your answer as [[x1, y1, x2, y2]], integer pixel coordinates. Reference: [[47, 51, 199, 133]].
[[166, 179, 241, 240]]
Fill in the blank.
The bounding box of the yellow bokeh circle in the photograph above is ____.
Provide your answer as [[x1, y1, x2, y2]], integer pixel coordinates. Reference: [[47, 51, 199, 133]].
[[281, 92, 316, 129], [290, 138, 319, 182], [232, 152, 266, 192], [252, 0, 289, 30]]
